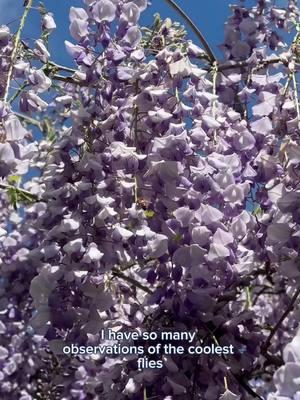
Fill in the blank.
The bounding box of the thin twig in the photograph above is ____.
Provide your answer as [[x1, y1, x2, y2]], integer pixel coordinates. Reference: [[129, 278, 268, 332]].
[[8, 81, 29, 104], [161, 0, 216, 63], [51, 74, 87, 86], [112, 267, 153, 295], [208, 57, 285, 72], [14, 111, 42, 129], [212, 61, 218, 144], [2, 0, 33, 102], [133, 80, 139, 204], [245, 286, 252, 310], [283, 75, 292, 96], [263, 288, 300, 352], [51, 57, 287, 88], [201, 322, 264, 399], [47, 61, 77, 74], [292, 71, 300, 129], [230, 372, 264, 400]]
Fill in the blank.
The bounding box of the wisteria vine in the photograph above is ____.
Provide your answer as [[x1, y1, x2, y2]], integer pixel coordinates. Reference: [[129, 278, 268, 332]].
[[0, 0, 300, 399]]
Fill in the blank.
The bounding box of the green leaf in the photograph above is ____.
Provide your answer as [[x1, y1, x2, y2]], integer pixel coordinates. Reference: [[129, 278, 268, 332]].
[[7, 175, 21, 186], [8, 188, 18, 210], [252, 206, 263, 216], [153, 13, 162, 30], [18, 191, 37, 203], [173, 233, 182, 242], [5, 185, 38, 210], [42, 118, 56, 142], [144, 210, 155, 218]]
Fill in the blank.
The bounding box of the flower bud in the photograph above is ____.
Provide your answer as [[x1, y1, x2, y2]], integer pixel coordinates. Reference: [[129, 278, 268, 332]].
[[0, 25, 10, 47], [42, 13, 56, 32]]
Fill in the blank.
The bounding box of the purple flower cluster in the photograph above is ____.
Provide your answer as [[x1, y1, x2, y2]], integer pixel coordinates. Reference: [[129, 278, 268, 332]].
[[0, 0, 299, 399]]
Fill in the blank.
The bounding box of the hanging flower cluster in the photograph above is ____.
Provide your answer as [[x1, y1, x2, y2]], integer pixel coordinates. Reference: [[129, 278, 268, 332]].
[[0, 0, 299, 399]]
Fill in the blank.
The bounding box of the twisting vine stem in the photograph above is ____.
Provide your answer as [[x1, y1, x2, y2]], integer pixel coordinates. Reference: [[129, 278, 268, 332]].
[[292, 71, 300, 128], [8, 81, 29, 104], [283, 75, 292, 96], [133, 80, 139, 204], [111, 267, 153, 294], [47, 61, 77, 74], [212, 61, 218, 144], [2, 0, 33, 103], [14, 111, 42, 129], [289, 30, 300, 127], [161, 0, 216, 63]]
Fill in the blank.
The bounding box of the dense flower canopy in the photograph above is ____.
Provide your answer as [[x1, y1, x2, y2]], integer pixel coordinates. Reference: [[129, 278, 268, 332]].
[[0, 0, 300, 399]]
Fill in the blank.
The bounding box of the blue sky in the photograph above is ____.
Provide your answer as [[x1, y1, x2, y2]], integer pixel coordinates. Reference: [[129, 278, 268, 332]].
[[0, 0, 232, 187], [0, 0, 232, 186], [1, 0, 231, 67]]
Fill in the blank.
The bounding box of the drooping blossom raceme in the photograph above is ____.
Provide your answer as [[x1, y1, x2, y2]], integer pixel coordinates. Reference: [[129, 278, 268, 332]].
[[0, 0, 299, 399]]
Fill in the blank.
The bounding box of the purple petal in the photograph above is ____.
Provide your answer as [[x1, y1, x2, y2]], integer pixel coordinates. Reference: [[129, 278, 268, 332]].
[[148, 109, 173, 123], [69, 7, 88, 22], [148, 234, 168, 258], [34, 39, 50, 62], [239, 18, 257, 35], [267, 223, 291, 244], [92, 0, 117, 23], [121, 2, 141, 24], [252, 101, 273, 116], [231, 41, 251, 59], [202, 115, 221, 129], [4, 116, 27, 140], [146, 160, 183, 182], [65, 40, 85, 59], [198, 204, 223, 224], [42, 13, 56, 31], [223, 183, 249, 204], [283, 330, 300, 363], [132, 0, 147, 11], [166, 377, 187, 395], [191, 226, 212, 246], [251, 116, 272, 134], [173, 207, 194, 227], [70, 19, 89, 41], [213, 228, 234, 245], [207, 243, 230, 261], [122, 26, 142, 47], [233, 130, 256, 151], [278, 192, 300, 213], [0, 25, 10, 47], [28, 69, 51, 93], [173, 245, 206, 267]]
